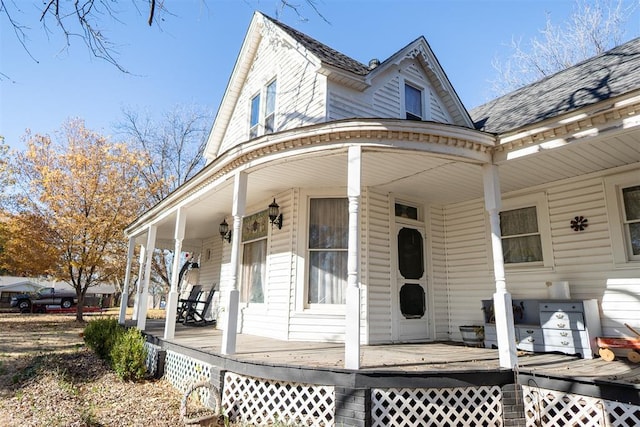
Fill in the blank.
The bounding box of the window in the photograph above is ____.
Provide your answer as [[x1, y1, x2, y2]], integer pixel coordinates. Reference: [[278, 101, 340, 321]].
[[241, 239, 266, 303], [308, 198, 348, 304], [265, 80, 277, 134], [248, 79, 277, 139], [405, 83, 423, 121], [605, 171, 640, 265], [500, 206, 543, 264], [622, 185, 640, 258], [249, 93, 260, 139]]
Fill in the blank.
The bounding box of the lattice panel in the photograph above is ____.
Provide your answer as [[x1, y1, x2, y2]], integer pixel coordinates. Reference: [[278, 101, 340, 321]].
[[222, 372, 334, 426], [163, 350, 212, 406], [371, 386, 503, 427], [143, 342, 161, 376], [523, 386, 640, 427]]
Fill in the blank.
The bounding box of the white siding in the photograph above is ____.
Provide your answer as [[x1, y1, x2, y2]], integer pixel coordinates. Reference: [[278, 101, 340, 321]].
[[428, 204, 450, 340], [327, 59, 454, 124], [218, 32, 327, 155], [366, 189, 393, 344], [443, 171, 640, 341]]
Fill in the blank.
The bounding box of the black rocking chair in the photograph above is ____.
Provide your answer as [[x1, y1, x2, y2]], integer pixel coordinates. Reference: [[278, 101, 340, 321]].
[[176, 285, 202, 323], [182, 288, 216, 326]]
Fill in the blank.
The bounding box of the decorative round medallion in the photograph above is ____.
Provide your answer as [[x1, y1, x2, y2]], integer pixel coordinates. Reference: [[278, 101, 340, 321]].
[[570, 216, 588, 231]]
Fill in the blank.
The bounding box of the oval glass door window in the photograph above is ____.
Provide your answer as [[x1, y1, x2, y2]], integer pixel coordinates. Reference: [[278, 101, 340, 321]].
[[397, 227, 424, 279], [400, 283, 425, 319]]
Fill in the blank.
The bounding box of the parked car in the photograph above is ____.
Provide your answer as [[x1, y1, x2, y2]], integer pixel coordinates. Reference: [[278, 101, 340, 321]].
[[10, 287, 77, 313]]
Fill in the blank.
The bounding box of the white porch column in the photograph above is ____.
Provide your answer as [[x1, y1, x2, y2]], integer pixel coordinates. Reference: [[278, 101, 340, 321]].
[[136, 225, 157, 331], [164, 208, 186, 340], [345, 145, 362, 369], [221, 171, 247, 355], [482, 164, 518, 369], [131, 243, 146, 322], [118, 237, 136, 325]]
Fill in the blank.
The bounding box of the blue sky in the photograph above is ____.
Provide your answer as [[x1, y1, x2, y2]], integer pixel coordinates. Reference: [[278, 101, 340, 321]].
[[1, 0, 639, 150]]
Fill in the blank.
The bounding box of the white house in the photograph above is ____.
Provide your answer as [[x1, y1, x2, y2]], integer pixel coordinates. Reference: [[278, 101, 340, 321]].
[[122, 12, 640, 370]]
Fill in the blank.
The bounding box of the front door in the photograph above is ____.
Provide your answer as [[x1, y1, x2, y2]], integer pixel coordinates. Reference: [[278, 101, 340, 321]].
[[394, 225, 430, 341]]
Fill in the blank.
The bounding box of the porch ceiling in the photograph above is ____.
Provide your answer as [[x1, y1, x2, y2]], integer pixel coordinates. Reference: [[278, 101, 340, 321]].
[[141, 123, 639, 249]]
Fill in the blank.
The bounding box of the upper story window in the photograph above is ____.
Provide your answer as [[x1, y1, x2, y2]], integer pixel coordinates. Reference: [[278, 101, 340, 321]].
[[605, 171, 640, 265], [265, 80, 277, 134], [249, 93, 260, 139], [622, 185, 640, 259], [308, 197, 348, 305], [248, 79, 277, 139], [405, 83, 423, 121]]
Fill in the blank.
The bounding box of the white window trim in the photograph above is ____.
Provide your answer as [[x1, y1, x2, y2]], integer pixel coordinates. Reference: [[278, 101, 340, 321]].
[[295, 189, 348, 314], [401, 78, 428, 121], [249, 91, 261, 139], [499, 192, 554, 271], [248, 77, 278, 139], [604, 170, 640, 267]]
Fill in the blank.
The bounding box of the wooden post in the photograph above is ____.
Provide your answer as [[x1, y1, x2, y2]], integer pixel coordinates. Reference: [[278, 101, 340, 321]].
[[118, 238, 135, 325], [345, 145, 361, 369], [222, 172, 247, 355], [164, 208, 186, 340], [482, 164, 518, 369], [137, 225, 157, 331], [131, 243, 146, 322]]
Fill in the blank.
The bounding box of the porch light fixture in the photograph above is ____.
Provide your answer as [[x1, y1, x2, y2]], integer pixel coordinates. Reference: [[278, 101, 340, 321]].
[[219, 219, 232, 243], [268, 198, 283, 229]]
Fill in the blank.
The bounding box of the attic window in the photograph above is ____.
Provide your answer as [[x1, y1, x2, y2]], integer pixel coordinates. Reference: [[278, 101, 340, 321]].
[[405, 83, 423, 121]]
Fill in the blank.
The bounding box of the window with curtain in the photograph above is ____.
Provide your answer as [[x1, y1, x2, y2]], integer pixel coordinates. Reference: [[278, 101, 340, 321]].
[[249, 93, 260, 139], [241, 238, 266, 303], [405, 83, 423, 121], [265, 80, 277, 134], [622, 185, 640, 258], [500, 206, 543, 264], [308, 198, 348, 304]]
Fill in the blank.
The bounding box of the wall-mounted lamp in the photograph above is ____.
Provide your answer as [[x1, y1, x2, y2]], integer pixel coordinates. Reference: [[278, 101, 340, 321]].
[[219, 218, 232, 243], [268, 198, 283, 229]]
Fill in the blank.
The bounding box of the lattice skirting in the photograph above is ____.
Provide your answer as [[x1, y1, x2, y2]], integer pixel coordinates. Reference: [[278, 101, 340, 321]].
[[163, 350, 213, 406], [371, 386, 503, 427], [523, 385, 640, 426], [222, 372, 335, 426], [143, 342, 161, 376]]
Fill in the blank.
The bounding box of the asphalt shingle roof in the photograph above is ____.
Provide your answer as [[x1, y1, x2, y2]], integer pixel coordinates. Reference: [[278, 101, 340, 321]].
[[264, 15, 371, 76], [470, 37, 640, 134]]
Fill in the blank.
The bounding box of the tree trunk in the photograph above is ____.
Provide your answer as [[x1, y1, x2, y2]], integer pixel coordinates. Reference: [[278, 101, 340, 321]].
[[75, 292, 85, 322]]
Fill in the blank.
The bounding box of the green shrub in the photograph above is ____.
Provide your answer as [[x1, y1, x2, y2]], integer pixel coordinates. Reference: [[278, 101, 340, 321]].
[[83, 318, 123, 361], [110, 327, 148, 381]]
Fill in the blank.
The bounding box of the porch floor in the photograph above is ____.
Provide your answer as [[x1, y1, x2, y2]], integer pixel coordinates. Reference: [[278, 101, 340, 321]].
[[142, 320, 640, 389]]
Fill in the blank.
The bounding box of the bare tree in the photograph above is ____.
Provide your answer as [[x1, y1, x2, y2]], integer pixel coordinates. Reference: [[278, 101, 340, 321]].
[[1, 0, 326, 74], [117, 105, 211, 305], [490, 0, 636, 96]]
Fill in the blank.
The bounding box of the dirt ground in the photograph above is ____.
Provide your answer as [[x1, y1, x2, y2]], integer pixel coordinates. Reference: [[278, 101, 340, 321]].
[[0, 310, 204, 427]]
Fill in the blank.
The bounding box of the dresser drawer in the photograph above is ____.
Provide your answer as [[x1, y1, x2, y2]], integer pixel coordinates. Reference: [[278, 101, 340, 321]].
[[516, 326, 544, 352], [543, 329, 588, 347], [539, 302, 583, 312], [540, 310, 585, 330]]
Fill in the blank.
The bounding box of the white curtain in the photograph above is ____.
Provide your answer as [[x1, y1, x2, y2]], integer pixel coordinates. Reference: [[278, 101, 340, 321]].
[[241, 239, 266, 303], [308, 198, 348, 304], [500, 206, 542, 263]]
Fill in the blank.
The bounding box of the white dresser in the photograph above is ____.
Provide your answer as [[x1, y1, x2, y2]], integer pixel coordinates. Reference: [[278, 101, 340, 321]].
[[482, 299, 602, 359]]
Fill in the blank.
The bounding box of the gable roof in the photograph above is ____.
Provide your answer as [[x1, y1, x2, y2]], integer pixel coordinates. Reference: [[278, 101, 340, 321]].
[[262, 15, 371, 76], [471, 37, 640, 134]]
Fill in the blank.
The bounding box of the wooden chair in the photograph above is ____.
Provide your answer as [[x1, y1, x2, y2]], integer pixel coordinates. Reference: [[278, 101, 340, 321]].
[[182, 288, 216, 326], [176, 285, 202, 323]]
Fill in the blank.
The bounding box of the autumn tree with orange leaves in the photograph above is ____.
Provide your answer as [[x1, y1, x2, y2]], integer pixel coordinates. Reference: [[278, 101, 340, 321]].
[[0, 119, 150, 321]]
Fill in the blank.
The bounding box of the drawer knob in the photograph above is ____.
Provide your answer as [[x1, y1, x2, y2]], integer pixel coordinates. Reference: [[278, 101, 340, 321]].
[[557, 323, 566, 328], [526, 330, 534, 334], [560, 332, 568, 337], [555, 313, 565, 319], [527, 338, 535, 343], [561, 341, 569, 346]]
